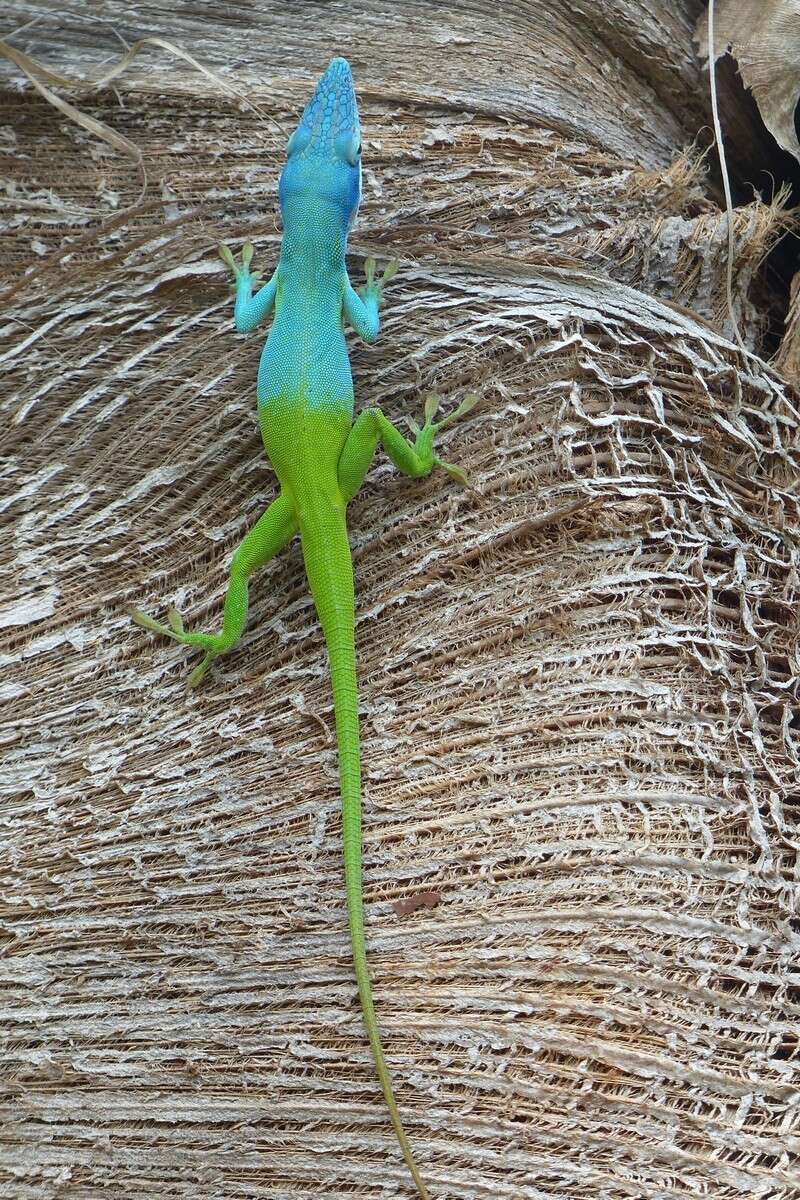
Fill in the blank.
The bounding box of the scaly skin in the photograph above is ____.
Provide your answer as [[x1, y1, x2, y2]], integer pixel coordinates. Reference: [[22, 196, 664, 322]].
[[131, 57, 475, 1199]]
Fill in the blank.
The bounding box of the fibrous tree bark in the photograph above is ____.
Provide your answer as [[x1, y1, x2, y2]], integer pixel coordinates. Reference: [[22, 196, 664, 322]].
[[2, 3, 799, 1198]]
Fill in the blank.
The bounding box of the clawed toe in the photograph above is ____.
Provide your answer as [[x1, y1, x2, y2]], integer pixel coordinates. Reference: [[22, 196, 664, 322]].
[[435, 392, 479, 432], [420, 391, 478, 435], [434, 455, 470, 487], [218, 242, 236, 270], [129, 607, 179, 639], [167, 607, 184, 633], [381, 259, 399, 285], [423, 392, 441, 423], [187, 653, 214, 689]]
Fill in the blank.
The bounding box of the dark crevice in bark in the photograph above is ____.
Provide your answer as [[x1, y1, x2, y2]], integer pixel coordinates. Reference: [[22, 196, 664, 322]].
[[705, 52, 800, 360]]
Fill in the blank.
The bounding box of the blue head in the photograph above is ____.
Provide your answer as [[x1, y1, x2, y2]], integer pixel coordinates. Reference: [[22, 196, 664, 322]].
[[279, 58, 362, 233]]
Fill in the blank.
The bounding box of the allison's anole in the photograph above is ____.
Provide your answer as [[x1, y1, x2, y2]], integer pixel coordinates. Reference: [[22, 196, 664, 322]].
[[131, 57, 475, 1198]]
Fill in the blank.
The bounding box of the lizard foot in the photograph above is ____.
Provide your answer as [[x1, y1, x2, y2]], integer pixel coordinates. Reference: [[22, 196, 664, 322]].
[[218, 240, 260, 292], [408, 391, 478, 484], [358, 256, 399, 307], [129, 606, 225, 688]]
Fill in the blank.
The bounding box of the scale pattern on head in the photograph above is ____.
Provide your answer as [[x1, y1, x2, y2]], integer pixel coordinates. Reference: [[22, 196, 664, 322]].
[[279, 58, 362, 227], [295, 57, 360, 160]]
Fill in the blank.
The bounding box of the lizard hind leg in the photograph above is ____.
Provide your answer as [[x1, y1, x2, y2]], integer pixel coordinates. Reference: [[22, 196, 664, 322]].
[[337, 391, 478, 503], [130, 492, 297, 688]]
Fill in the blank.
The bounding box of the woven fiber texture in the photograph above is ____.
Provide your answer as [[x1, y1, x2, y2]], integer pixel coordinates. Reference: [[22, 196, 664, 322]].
[[2, 3, 799, 1197]]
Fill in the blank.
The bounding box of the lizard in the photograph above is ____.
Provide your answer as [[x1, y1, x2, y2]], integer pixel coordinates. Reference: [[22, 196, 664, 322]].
[[130, 56, 475, 1199]]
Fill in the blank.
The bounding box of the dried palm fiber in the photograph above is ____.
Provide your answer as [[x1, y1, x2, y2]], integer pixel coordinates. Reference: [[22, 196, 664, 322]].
[[1, 3, 799, 1198]]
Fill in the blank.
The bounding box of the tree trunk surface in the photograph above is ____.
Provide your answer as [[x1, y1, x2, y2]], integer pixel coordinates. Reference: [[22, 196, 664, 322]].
[[2, 3, 798, 1198]]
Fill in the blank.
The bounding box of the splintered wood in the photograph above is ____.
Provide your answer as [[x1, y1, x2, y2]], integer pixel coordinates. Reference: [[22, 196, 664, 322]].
[[2, 3, 799, 1198]]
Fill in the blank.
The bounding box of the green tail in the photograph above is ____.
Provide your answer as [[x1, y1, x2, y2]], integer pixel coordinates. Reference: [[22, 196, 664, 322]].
[[300, 505, 430, 1200]]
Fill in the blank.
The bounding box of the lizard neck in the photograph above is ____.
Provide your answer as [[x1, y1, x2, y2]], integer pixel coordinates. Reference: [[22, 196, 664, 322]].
[[279, 197, 348, 283]]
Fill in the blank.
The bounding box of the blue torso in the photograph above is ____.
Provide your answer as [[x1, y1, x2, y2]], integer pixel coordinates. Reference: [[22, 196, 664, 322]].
[[256, 198, 354, 493]]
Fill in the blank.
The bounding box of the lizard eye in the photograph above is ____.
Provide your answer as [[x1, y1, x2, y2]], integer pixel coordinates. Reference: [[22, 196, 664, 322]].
[[287, 127, 311, 156], [335, 133, 361, 166]]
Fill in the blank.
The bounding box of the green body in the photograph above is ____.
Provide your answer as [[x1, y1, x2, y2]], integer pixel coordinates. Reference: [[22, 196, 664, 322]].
[[132, 58, 473, 1199]]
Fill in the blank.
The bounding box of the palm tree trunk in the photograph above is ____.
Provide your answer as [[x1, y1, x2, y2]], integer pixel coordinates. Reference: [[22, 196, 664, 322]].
[[2, 3, 798, 1197]]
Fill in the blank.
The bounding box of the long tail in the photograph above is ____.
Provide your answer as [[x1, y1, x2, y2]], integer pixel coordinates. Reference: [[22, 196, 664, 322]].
[[300, 504, 430, 1200]]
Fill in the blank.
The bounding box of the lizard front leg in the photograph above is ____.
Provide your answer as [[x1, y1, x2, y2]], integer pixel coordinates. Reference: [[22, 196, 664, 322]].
[[219, 241, 278, 333], [343, 256, 398, 343], [338, 392, 478, 503], [130, 492, 297, 687]]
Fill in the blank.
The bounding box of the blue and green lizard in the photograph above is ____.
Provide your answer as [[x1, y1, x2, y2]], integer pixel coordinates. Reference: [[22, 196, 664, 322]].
[[131, 57, 475, 1198]]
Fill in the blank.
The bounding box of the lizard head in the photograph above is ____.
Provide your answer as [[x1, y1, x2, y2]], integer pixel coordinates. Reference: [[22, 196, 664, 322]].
[[279, 57, 362, 228]]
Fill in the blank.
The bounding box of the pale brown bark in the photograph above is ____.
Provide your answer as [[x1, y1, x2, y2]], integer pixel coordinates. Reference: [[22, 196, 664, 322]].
[[2, 4, 799, 1198]]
